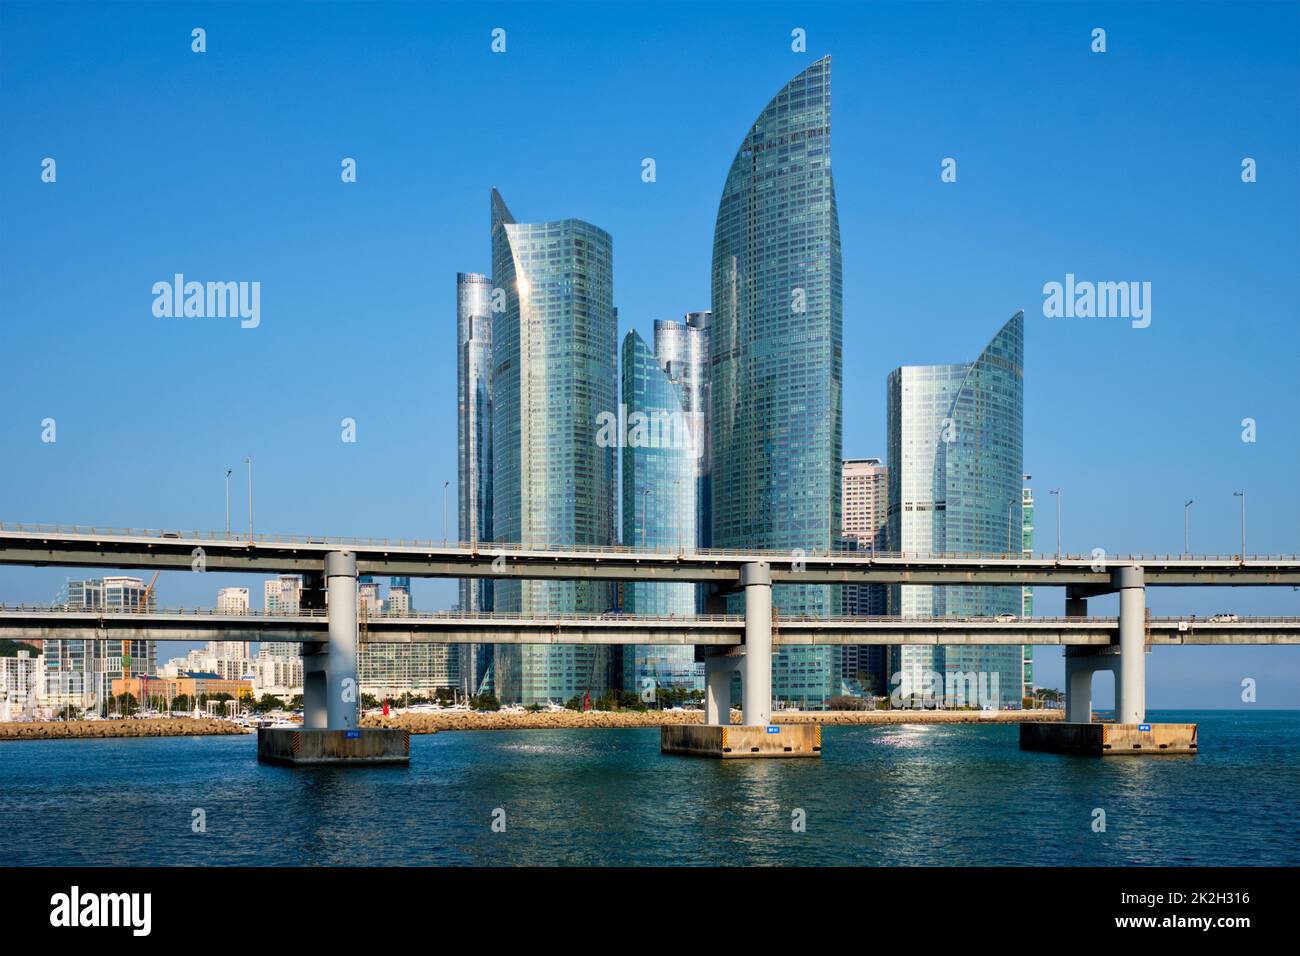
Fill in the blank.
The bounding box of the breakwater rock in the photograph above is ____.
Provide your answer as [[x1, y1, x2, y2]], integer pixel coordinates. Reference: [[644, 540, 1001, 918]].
[[0, 718, 249, 741], [361, 708, 1063, 734]]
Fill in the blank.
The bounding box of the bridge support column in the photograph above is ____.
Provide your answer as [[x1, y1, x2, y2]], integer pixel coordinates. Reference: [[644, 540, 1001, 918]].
[[1114, 565, 1146, 725], [1024, 567, 1193, 755], [324, 551, 360, 730], [301, 556, 357, 730], [1064, 590, 1090, 722], [1064, 652, 1094, 723], [261, 553, 408, 765], [664, 561, 820, 757], [703, 650, 733, 726], [740, 562, 772, 727]]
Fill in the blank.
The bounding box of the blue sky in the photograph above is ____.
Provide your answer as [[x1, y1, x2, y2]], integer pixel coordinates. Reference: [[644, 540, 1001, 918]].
[[1, 1, 1297, 706]]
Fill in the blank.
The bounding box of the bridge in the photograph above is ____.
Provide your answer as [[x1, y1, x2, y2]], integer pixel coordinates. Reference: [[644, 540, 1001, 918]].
[[5, 606, 1299, 647], [4, 523, 1298, 759], [3, 523, 1299, 586]]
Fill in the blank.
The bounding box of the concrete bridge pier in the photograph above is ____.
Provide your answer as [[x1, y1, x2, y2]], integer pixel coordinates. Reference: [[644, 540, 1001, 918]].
[[1024, 564, 1196, 756], [740, 561, 772, 727], [664, 560, 819, 758], [259, 551, 408, 766], [324, 550, 360, 730], [1063, 646, 1118, 722], [1115, 565, 1146, 725], [703, 649, 736, 725]]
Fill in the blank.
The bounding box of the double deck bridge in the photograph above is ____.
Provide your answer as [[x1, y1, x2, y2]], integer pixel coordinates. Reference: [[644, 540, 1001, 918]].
[[2, 523, 1297, 732]]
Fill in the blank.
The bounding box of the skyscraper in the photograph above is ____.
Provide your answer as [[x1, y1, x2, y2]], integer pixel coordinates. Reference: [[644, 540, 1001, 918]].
[[710, 57, 843, 709], [620, 316, 710, 694], [660, 312, 713, 558], [490, 189, 617, 706], [886, 312, 1025, 708], [842, 457, 888, 696], [456, 272, 495, 695], [1021, 486, 1035, 702]]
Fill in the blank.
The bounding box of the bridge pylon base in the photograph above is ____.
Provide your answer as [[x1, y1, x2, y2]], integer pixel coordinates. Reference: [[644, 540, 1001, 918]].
[[257, 727, 410, 766], [1020, 721, 1197, 756], [661, 723, 821, 758]]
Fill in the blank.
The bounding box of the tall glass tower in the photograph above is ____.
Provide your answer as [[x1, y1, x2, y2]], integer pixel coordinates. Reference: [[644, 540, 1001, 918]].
[[886, 312, 1025, 708], [490, 189, 617, 706], [710, 57, 843, 709], [457, 271, 494, 696], [1021, 486, 1034, 702], [620, 316, 709, 694]]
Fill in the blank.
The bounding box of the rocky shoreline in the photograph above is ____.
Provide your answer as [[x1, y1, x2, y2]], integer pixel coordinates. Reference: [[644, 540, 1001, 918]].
[[362, 708, 1064, 734], [0, 709, 1063, 740], [0, 717, 249, 740]]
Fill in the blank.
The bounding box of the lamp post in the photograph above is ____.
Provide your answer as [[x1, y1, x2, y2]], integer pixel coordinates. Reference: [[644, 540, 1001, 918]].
[[443, 480, 450, 544], [1233, 491, 1246, 557], [1183, 499, 1193, 554], [245, 457, 253, 541], [1049, 489, 1061, 558], [225, 469, 233, 539]]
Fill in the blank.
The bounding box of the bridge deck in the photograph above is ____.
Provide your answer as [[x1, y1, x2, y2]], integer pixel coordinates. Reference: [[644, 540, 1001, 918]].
[[3, 607, 1297, 645], [2, 524, 1299, 586]]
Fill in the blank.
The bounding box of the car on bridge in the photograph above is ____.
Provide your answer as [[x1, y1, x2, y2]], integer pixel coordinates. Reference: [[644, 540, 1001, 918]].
[[1209, 613, 1240, 623]]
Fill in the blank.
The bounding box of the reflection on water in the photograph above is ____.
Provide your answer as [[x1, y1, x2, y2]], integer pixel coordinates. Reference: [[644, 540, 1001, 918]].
[[0, 712, 1295, 866]]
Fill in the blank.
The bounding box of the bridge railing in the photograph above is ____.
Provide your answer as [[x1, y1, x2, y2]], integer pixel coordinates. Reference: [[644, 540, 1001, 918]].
[[1, 521, 1296, 562]]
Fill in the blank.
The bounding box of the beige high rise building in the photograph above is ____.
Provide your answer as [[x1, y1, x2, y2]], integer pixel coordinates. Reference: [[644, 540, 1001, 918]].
[[842, 457, 888, 611], [842, 457, 888, 696], [216, 587, 249, 614]]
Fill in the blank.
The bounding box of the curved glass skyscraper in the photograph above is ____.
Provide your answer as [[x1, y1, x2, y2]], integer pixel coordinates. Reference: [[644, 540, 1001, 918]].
[[456, 271, 494, 694], [886, 312, 1025, 707], [710, 56, 843, 708], [620, 318, 709, 694], [490, 189, 617, 705]]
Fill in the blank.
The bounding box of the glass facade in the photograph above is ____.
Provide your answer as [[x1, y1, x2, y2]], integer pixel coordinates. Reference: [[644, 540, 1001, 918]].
[[710, 57, 843, 709], [1021, 487, 1034, 699], [620, 322, 707, 693], [457, 270, 494, 695], [490, 189, 617, 706], [886, 312, 1025, 708]]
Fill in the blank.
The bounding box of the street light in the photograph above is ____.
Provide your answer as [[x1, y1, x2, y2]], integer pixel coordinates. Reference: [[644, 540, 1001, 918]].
[[245, 457, 253, 541], [225, 469, 233, 539], [1049, 489, 1061, 558], [443, 480, 450, 544], [1233, 491, 1246, 558], [1183, 499, 1193, 554]]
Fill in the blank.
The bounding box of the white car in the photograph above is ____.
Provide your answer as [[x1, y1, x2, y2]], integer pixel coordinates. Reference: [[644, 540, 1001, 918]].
[[1208, 613, 1240, 623], [994, 613, 1017, 623]]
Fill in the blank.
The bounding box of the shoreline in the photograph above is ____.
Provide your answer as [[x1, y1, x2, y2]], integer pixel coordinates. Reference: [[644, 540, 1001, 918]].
[[361, 708, 1065, 734], [0, 709, 1064, 741], [0, 717, 250, 741]]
